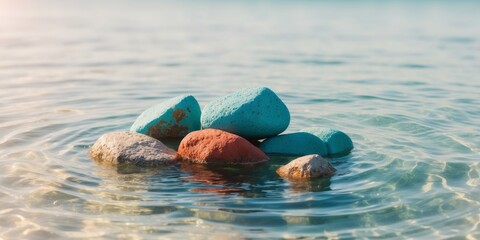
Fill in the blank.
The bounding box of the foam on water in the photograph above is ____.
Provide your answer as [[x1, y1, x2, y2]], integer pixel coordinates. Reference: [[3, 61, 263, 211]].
[[1, 0, 480, 239]]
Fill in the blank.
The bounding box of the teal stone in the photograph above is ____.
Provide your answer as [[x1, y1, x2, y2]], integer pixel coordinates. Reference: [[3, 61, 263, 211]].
[[130, 95, 201, 139], [201, 87, 290, 139], [301, 127, 353, 156], [259, 132, 328, 156]]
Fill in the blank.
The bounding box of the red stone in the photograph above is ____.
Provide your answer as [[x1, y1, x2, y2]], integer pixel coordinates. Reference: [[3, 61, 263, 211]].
[[178, 129, 268, 165]]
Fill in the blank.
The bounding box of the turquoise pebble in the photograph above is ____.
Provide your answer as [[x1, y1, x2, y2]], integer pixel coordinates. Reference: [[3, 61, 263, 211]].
[[259, 132, 328, 156], [300, 127, 353, 156], [201, 87, 290, 139], [130, 95, 201, 139]]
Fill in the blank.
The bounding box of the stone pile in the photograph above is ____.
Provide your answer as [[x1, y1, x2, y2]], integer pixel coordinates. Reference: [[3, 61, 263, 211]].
[[89, 87, 354, 180]]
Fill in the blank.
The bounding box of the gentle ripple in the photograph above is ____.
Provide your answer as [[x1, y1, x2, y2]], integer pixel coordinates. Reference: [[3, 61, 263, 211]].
[[1, 0, 480, 239]]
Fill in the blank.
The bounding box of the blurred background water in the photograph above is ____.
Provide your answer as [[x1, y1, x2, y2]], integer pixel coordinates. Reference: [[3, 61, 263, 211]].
[[1, 0, 479, 239]]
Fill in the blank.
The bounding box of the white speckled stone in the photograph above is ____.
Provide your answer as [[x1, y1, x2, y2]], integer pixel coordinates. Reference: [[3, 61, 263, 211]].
[[89, 131, 178, 166]]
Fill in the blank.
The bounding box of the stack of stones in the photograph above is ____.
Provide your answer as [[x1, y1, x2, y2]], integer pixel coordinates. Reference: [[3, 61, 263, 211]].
[[89, 87, 353, 180]]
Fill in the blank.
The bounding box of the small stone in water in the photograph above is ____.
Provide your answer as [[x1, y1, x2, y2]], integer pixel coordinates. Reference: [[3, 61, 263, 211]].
[[276, 154, 336, 179]]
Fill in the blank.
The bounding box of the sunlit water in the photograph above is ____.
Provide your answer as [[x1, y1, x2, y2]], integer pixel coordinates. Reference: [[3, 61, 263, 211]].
[[1, 0, 479, 239]]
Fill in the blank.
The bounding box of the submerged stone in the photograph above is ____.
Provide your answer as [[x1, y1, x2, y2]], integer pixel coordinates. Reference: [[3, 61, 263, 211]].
[[259, 132, 328, 156], [130, 95, 201, 139], [88, 131, 178, 166], [201, 87, 290, 139], [177, 129, 269, 165], [276, 154, 336, 179], [301, 127, 353, 155]]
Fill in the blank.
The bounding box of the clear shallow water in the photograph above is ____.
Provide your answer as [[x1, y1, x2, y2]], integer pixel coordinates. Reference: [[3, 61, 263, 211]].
[[1, 0, 480, 239]]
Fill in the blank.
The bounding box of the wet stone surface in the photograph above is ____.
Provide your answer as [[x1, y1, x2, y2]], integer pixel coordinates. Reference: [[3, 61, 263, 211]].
[[178, 129, 269, 165], [89, 131, 178, 166]]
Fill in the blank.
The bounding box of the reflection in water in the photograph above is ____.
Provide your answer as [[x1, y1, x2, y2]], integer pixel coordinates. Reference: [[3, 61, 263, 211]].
[[180, 162, 264, 195], [85, 165, 153, 215], [180, 163, 258, 185], [285, 178, 333, 193], [108, 152, 337, 195], [94, 155, 337, 197], [181, 157, 335, 195]]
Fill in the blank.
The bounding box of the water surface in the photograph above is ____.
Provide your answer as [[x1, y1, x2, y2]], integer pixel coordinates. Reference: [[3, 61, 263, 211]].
[[1, 0, 480, 239]]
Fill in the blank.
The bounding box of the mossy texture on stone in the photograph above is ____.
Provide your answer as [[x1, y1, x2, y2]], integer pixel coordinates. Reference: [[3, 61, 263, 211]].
[[130, 95, 201, 139]]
